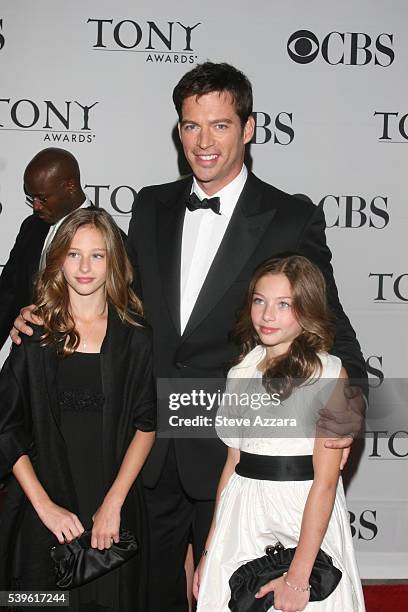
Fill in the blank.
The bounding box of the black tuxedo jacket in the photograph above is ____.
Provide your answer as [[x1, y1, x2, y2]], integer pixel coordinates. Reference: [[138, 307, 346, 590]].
[[0, 208, 126, 350], [127, 172, 366, 499]]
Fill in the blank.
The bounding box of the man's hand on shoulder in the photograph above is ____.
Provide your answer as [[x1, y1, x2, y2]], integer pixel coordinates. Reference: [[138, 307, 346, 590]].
[[10, 304, 42, 345], [318, 380, 366, 469]]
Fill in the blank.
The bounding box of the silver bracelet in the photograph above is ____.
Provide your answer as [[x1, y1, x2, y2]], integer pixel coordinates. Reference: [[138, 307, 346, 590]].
[[282, 572, 311, 593], [201, 549, 208, 557]]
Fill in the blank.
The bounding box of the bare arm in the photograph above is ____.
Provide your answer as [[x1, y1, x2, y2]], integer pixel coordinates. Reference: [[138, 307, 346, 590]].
[[12, 454, 84, 543], [91, 430, 155, 549], [284, 427, 343, 584], [255, 369, 347, 611]]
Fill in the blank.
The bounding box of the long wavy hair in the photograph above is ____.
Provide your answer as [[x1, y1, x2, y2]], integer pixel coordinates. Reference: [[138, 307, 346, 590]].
[[234, 255, 335, 398], [34, 207, 143, 355]]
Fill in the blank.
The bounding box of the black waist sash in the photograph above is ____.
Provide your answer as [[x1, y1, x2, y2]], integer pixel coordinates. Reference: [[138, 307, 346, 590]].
[[235, 451, 314, 481]]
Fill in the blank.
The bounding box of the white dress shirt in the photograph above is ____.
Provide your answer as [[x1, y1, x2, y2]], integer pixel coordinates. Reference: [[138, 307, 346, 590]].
[[180, 165, 248, 333], [39, 195, 92, 270]]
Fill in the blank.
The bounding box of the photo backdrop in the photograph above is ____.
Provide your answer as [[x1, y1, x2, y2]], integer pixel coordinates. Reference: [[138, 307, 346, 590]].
[[1, 0, 407, 578]]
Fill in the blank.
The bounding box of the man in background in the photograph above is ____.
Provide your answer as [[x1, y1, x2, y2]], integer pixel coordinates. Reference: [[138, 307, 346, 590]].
[[0, 147, 90, 349]]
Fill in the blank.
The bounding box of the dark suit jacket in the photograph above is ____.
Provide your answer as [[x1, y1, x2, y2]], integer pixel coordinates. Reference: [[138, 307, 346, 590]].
[[0, 308, 155, 606], [0, 209, 127, 350], [127, 172, 367, 499], [0, 215, 49, 349]]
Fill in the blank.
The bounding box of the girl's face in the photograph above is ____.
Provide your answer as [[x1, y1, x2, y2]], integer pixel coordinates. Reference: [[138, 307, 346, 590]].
[[62, 225, 107, 298], [250, 272, 302, 357]]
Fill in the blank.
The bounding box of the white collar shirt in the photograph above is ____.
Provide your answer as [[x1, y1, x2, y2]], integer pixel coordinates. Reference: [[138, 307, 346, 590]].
[[180, 165, 248, 333]]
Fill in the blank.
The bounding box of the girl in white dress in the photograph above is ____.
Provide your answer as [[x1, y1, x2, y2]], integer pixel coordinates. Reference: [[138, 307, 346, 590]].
[[194, 255, 365, 612]]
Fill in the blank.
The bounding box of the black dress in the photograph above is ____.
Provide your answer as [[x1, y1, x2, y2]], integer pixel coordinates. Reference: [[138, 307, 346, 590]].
[[0, 310, 156, 612], [57, 352, 116, 611]]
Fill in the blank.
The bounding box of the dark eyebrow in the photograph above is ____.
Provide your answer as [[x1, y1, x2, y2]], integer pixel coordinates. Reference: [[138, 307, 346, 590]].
[[253, 292, 293, 300], [212, 118, 233, 124], [180, 119, 198, 126], [180, 118, 234, 126], [68, 247, 107, 251]]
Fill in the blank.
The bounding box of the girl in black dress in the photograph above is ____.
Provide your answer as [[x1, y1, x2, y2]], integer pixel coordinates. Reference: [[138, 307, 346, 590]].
[[0, 208, 156, 611]]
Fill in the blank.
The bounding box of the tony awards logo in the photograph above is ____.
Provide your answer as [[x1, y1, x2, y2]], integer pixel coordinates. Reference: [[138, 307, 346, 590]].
[[0, 99, 99, 143], [87, 19, 201, 64]]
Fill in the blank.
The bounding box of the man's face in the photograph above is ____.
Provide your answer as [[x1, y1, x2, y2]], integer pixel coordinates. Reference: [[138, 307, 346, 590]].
[[178, 91, 254, 196], [24, 168, 74, 225]]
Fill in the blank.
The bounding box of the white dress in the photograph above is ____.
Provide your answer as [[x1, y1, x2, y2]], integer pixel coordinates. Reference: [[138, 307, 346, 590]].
[[197, 346, 365, 612]]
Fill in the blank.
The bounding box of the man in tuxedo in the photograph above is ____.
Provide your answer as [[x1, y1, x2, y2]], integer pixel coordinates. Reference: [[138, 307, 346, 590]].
[[0, 147, 90, 348], [126, 62, 366, 611]]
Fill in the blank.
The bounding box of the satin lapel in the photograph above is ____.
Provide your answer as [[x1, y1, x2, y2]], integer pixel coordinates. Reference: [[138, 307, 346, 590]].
[[182, 174, 277, 340], [156, 179, 192, 336]]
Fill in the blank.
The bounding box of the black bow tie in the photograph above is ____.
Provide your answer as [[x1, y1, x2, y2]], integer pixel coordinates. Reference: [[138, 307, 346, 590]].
[[186, 192, 221, 215]]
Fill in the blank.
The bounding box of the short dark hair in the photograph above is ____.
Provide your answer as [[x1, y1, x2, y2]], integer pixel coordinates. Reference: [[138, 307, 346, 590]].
[[25, 147, 81, 184], [172, 62, 253, 128]]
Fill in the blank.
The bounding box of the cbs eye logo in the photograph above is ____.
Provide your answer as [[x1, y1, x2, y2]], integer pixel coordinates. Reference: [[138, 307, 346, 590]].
[[287, 29, 394, 67], [287, 30, 319, 64]]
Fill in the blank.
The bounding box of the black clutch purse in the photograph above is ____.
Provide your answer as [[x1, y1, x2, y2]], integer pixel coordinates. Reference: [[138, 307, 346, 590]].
[[228, 541, 342, 611], [50, 528, 138, 589]]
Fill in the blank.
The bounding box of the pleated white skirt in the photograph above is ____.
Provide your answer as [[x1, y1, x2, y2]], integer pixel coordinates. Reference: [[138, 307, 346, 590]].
[[197, 473, 365, 612]]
